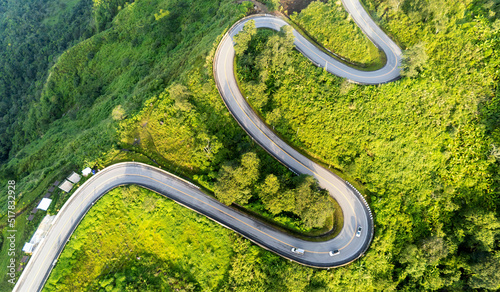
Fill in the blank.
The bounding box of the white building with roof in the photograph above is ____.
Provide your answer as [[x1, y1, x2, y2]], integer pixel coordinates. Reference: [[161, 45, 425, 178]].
[[67, 172, 81, 184], [36, 198, 52, 211], [58, 180, 73, 193], [82, 167, 92, 177]]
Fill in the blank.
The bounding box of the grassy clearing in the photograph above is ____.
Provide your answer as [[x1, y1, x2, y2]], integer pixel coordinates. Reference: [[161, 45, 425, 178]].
[[43, 186, 234, 291]]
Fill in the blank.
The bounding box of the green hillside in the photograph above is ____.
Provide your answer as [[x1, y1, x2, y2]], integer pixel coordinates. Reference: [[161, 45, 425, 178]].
[[0, 0, 252, 289], [0, 0, 94, 161], [236, 0, 500, 289], [1, 0, 499, 290]]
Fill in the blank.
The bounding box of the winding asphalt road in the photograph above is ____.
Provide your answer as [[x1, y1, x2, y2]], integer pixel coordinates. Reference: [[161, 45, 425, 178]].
[[13, 1, 401, 291]]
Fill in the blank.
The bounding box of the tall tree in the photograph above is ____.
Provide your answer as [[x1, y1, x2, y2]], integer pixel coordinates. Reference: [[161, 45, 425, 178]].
[[401, 42, 428, 78], [214, 152, 260, 205], [469, 253, 500, 290], [234, 19, 257, 56]]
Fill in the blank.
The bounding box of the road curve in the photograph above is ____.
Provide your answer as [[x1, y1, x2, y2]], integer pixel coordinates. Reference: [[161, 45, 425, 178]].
[[14, 1, 401, 291], [15, 162, 364, 291]]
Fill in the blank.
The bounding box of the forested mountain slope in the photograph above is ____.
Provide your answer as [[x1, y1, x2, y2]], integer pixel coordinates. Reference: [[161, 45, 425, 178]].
[[0, 0, 254, 290], [0, 0, 94, 161]]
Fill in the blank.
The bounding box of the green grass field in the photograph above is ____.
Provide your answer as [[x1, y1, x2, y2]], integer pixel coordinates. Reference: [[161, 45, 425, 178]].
[[43, 186, 235, 291]]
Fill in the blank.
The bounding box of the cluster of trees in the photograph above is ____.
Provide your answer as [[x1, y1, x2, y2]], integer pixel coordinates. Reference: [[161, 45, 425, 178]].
[[260, 0, 281, 11], [214, 152, 334, 229], [235, 22, 296, 111], [214, 152, 260, 205]]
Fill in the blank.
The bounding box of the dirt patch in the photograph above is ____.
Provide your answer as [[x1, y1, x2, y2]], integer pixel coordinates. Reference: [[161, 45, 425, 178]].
[[236, 0, 270, 14], [237, 0, 322, 15], [280, 0, 325, 15]]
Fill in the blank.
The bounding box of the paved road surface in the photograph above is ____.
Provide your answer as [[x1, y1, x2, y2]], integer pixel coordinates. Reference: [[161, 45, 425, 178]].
[[13, 1, 401, 291]]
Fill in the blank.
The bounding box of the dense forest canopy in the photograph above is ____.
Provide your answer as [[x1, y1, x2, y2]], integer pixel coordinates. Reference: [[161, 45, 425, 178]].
[[0, 0, 499, 291], [0, 0, 94, 161]]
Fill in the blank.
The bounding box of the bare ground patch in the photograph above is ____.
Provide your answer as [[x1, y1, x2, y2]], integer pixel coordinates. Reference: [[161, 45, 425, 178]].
[[237, 0, 322, 15], [236, 0, 270, 14], [280, 0, 326, 15]]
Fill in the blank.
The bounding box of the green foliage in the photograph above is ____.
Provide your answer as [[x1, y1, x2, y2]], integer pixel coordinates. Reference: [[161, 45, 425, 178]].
[[2, 0, 500, 290], [291, 0, 383, 67], [257, 26, 295, 85], [463, 210, 500, 251], [0, 0, 254, 287], [235, 0, 500, 290], [111, 104, 126, 120], [0, 0, 330, 286], [260, 0, 281, 11], [261, 175, 334, 229], [288, 176, 334, 229], [0, 0, 93, 162], [92, 0, 129, 32], [260, 174, 282, 213], [237, 26, 296, 108], [214, 152, 260, 205], [468, 252, 500, 290], [0, 0, 250, 207], [401, 42, 428, 78], [213, 151, 334, 229], [234, 20, 257, 56], [43, 186, 233, 291]]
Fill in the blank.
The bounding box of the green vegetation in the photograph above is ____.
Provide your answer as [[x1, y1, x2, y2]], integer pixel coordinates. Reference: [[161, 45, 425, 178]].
[[258, 174, 334, 230], [44, 186, 333, 291], [234, 0, 500, 290], [214, 152, 334, 230], [92, 0, 130, 32], [0, 0, 94, 161], [260, 0, 282, 11], [234, 20, 258, 56], [290, 0, 383, 67], [0, 0, 331, 289], [0, 0, 256, 288], [1, 0, 499, 290], [43, 186, 234, 291], [214, 152, 260, 206]]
